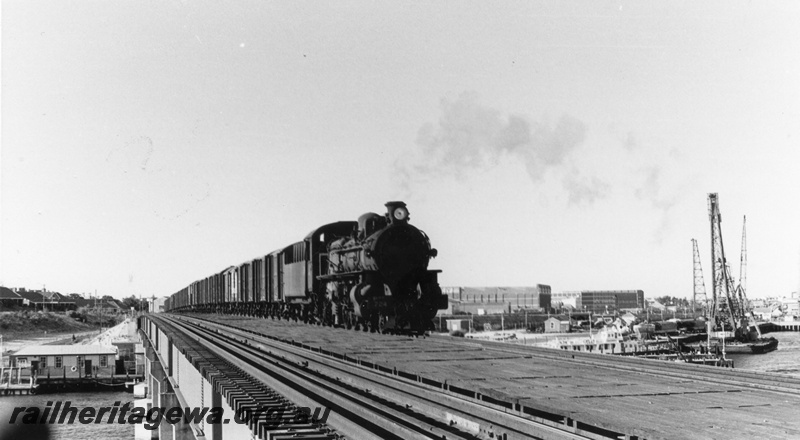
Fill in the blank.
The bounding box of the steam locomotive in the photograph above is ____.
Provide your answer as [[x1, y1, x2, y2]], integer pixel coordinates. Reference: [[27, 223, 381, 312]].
[[164, 201, 448, 332]]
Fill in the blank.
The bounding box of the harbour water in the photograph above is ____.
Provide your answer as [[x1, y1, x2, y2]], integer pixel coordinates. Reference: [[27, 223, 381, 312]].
[[0, 390, 133, 440], [726, 331, 800, 376]]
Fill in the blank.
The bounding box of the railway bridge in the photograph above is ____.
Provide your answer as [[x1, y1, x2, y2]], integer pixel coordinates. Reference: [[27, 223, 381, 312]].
[[139, 313, 800, 440]]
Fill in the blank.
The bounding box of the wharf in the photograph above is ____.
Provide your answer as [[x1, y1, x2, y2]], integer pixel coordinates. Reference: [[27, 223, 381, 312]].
[[36, 374, 145, 393], [2, 319, 146, 395], [0, 367, 37, 396], [1, 365, 144, 395], [0, 384, 37, 396], [765, 321, 800, 332], [192, 313, 800, 440]]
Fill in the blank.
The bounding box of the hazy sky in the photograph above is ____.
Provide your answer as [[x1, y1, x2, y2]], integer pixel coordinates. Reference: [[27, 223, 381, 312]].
[[2, 1, 799, 301]]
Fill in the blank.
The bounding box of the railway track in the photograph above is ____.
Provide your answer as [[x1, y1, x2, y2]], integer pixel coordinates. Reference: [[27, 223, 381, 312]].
[[156, 314, 591, 440], [145, 315, 339, 439], [164, 312, 800, 440], [177, 312, 800, 394]]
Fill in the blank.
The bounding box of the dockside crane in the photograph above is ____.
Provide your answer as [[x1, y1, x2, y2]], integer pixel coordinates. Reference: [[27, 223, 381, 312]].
[[735, 216, 761, 337], [734, 216, 752, 328], [691, 238, 708, 319], [707, 194, 759, 342], [738, 216, 747, 293]]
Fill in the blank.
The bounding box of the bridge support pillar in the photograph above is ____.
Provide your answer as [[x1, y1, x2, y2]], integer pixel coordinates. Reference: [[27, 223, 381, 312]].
[[149, 357, 169, 404], [210, 383, 223, 440], [161, 391, 193, 440], [148, 348, 171, 439]]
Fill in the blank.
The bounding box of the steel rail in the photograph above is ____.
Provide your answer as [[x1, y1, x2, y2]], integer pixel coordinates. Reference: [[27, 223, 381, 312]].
[[145, 315, 340, 440], [160, 315, 478, 440], [170, 314, 593, 440], [184, 312, 800, 394]]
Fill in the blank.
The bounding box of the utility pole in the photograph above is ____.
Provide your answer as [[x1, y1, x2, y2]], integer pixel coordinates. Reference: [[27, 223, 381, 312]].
[[94, 289, 102, 334]]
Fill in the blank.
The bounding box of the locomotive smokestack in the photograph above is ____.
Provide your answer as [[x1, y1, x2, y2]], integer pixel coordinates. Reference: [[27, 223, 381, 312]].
[[385, 201, 409, 224]]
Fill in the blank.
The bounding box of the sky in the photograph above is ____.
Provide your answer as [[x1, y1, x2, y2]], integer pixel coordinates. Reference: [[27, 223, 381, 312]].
[[2, 1, 799, 301]]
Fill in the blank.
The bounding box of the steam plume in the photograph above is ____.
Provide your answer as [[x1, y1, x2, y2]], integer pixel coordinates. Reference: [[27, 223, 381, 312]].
[[397, 92, 605, 204]]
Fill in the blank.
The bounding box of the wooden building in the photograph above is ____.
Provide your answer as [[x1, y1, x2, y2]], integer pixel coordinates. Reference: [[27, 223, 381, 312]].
[[10, 345, 117, 377], [544, 316, 572, 333]]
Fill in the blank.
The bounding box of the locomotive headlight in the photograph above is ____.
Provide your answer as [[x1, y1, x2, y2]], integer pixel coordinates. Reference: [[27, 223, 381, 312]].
[[393, 206, 409, 221]]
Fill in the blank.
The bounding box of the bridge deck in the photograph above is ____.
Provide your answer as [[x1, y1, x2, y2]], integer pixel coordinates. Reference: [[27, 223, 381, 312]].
[[182, 314, 800, 440]]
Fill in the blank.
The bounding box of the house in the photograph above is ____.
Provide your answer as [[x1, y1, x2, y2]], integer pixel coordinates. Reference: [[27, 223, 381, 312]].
[[150, 297, 167, 313], [752, 307, 774, 321], [446, 319, 470, 333], [72, 297, 94, 308], [0, 287, 24, 308], [544, 316, 571, 333], [101, 299, 123, 311], [41, 291, 77, 311], [14, 289, 76, 311], [15, 289, 46, 307], [73, 297, 125, 311], [10, 345, 117, 377]]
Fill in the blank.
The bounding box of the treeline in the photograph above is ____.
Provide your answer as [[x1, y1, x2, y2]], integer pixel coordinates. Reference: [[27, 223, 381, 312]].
[[119, 295, 150, 311], [67, 307, 126, 327], [653, 296, 692, 307]]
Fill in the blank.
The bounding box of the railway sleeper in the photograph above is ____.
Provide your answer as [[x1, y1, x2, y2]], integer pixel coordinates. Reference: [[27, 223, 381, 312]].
[[143, 316, 337, 440]]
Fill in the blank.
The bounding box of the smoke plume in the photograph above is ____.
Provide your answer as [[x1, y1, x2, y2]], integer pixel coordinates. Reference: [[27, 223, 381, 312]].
[[398, 92, 605, 204]]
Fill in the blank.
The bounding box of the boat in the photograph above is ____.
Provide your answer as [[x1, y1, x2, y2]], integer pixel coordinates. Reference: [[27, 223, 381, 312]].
[[685, 336, 778, 355], [713, 337, 778, 354], [635, 352, 734, 367]]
